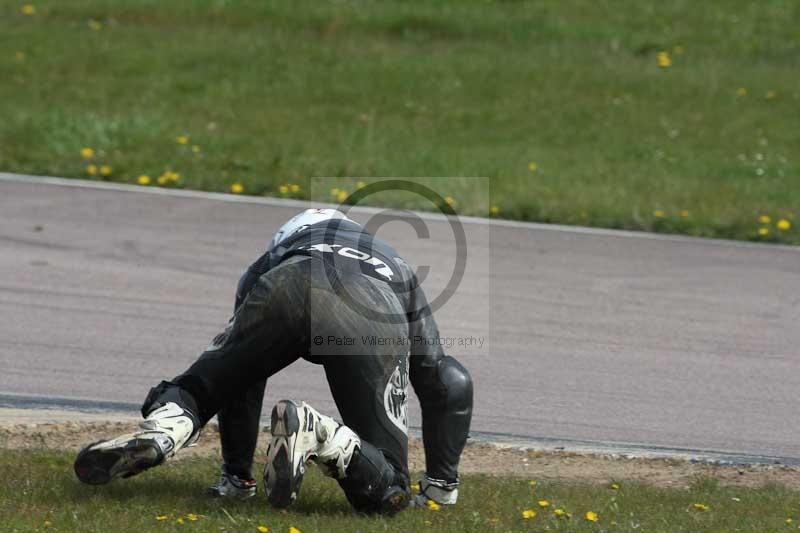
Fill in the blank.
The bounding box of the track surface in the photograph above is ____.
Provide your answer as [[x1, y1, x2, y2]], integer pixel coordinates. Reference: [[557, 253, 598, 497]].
[[2, 174, 799, 462]]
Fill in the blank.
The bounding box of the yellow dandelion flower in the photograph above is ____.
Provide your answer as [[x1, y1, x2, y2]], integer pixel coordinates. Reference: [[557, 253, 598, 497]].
[[157, 174, 170, 186], [679, 210, 690, 218], [528, 162, 538, 172], [787, 518, 794, 525], [167, 171, 180, 182], [653, 209, 665, 218], [15, 51, 26, 62], [230, 183, 244, 194], [490, 205, 500, 216], [554, 508, 566, 518], [537, 499, 550, 508], [736, 87, 748, 97], [336, 190, 348, 203], [278, 184, 289, 194], [356, 181, 366, 189], [611, 483, 620, 490], [585, 511, 599, 522], [176, 517, 184, 524], [100, 165, 112, 177], [777, 219, 791, 231], [257, 526, 269, 533], [186, 514, 199, 521], [657, 51, 672, 68], [426, 500, 441, 511], [86, 164, 98, 176], [21, 4, 36, 15], [758, 215, 771, 224], [43, 521, 52, 528], [412, 482, 421, 492], [765, 90, 777, 100], [290, 184, 300, 193], [528, 480, 537, 487], [191, 145, 201, 153], [88, 19, 102, 30], [758, 227, 769, 237], [521, 509, 536, 519], [137, 175, 151, 186], [176, 135, 189, 145], [289, 527, 302, 533], [80, 147, 94, 159], [444, 196, 456, 206], [330, 187, 340, 197], [692, 503, 709, 512], [155, 515, 168, 521]]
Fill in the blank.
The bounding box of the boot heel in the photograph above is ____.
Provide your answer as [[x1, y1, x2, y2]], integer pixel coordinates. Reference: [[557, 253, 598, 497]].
[[270, 400, 300, 437]]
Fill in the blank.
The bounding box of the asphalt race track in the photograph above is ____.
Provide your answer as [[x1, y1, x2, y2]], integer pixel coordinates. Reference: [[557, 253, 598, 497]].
[[2, 174, 799, 463]]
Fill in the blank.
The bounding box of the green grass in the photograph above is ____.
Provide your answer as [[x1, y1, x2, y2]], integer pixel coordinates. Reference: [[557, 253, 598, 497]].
[[1, 1, 799, 243], [2, 450, 800, 532]]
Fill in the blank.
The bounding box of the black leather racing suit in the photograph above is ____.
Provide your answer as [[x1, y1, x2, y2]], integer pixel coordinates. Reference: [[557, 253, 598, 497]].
[[144, 219, 473, 511]]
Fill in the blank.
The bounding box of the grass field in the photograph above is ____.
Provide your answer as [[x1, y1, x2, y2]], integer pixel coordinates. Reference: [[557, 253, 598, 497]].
[[1, 0, 799, 243], [2, 450, 800, 532]]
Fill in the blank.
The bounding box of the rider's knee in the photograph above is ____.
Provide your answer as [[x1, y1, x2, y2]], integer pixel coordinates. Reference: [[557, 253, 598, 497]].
[[337, 443, 410, 515]]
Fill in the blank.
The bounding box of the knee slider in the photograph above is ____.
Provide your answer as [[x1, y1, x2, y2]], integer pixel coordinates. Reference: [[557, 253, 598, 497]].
[[438, 356, 473, 413], [339, 442, 410, 515]]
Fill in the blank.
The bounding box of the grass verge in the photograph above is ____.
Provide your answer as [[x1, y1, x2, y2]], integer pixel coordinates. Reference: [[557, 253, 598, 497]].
[[2, 449, 800, 532], [1, 1, 799, 243]]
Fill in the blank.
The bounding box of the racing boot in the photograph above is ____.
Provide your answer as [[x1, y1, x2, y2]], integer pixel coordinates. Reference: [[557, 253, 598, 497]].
[[74, 402, 199, 485], [264, 400, 359, 507]]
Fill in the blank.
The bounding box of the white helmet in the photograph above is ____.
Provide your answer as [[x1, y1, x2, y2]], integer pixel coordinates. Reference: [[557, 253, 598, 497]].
[[270, 208, 356, 249]]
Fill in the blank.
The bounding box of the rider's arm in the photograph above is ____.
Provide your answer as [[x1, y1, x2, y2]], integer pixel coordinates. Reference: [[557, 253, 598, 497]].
[[407, 275, 473, 505], [215, 252, 272, 481]]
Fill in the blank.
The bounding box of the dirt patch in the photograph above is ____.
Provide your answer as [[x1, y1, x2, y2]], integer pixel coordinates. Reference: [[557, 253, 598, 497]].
[[2, 410, 799, 489], [458, 443, 800, 489]]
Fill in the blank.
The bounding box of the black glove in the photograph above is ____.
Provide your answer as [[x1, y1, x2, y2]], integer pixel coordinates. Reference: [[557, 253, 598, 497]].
[[207, 465, 257, 499], [414, 476, 459, 507]]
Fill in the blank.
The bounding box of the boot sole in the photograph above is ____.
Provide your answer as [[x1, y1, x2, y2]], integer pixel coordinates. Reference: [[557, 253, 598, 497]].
[[74, 438, 164, 485], [265, 401, 303, 508]]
